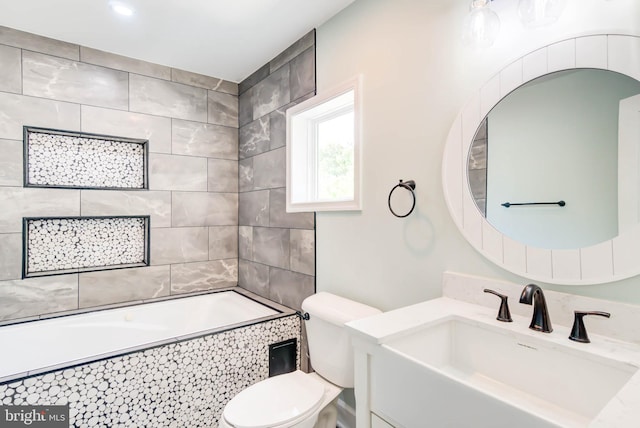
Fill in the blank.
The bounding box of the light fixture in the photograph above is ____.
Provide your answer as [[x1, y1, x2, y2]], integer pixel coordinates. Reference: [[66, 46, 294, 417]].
[[109, 0, 135, 16], [463, 0, 501, 49], [518, 0, 566, 28]]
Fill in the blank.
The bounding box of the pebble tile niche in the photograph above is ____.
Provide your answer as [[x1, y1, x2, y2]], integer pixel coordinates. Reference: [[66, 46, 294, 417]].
[[23, 216, 150, 278], [0, 316, 301, 428], [24, 127, 148, 189]]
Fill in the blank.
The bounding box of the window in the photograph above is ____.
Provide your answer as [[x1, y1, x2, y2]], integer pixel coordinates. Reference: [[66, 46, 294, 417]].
[[286, 76, 361, 212]]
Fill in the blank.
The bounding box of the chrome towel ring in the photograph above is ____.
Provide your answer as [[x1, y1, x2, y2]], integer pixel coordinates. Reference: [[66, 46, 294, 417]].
[[388, 179, 416, 218]]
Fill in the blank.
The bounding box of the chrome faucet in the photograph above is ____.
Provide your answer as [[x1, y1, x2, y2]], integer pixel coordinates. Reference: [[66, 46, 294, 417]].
[[519, 284, 553, 333]]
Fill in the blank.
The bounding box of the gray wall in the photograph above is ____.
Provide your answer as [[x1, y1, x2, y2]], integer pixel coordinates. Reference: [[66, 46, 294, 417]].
[[237, 31, 317, 310], [0, 26, 239, 323]]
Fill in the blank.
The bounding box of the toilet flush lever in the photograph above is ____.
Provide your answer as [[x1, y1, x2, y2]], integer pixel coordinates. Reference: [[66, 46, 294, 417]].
[[569, 311, 610, 343], [483, 289, 513, 322], [296, 311, 310, 320]]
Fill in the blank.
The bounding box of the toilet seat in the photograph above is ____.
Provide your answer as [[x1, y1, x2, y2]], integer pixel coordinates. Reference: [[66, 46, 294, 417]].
[[222, 370, 325, 428]]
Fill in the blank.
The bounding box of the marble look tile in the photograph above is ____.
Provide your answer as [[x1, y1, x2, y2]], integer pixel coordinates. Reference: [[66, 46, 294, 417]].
[[468, 169, 486, 199], [209, 226, 238, 260], [130, 74, 207, 122], [0, 139, 22, 186], [270, 30, 315, 73], [269, 188, 314, 229], [80, 47, 171, 79], [239, 63, 270, 95], [172, 119, 238, 160], [253, 227, 289, 269], [22, 51, 128, 110], [171, 69, 238, 95], [81, 190, 172, 228], [0, 92, 80, 140], [0, 188, 79, 233], [269, 268, 314, 311], [239, 226, 253, 260], [251, 66, 291, 120], [0, 275, 78, 322], [238, 89, 254, 127], [292, 91, 315, 105], [269, 108, 287, 150], [253, 148, 285, 190], [81, 105, 171, 154], [239, 158, 254, 192], [79, 265, 170, 308], [172, 192, 238, 227], [208, 159, 238, 193], [239, 116, 270, 159], [170, 259, 237, 294], [468, 138, 487, 170], [239, 191, 269, 226], [151, 227, 209, 265], [442, 272, 640, 345], [0, 233, 21, 281], [149, 154, 207, 191], [0, 25, 79, 60], [290, 229, 315, 276], [208, 91, 238, 128], [290, 47, 316, 101], [0, 44, 21, 94], [238, 259, 269, 298]]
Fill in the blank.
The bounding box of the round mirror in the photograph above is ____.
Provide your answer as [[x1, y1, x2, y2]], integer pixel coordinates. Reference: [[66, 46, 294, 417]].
[[442, 34, 640, 285], [468, 69, 640, 250]]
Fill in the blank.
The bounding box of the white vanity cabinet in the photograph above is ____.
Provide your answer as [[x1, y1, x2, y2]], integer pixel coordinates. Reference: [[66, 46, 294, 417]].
[[347, 292, 640, 428]]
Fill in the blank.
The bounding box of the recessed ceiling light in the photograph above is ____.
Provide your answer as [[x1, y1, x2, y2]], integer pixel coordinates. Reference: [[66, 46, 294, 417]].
[[109, 1, 135, 16]]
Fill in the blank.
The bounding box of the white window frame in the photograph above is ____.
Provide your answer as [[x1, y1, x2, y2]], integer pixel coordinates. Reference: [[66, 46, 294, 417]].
[[286, 75, 362, 212]]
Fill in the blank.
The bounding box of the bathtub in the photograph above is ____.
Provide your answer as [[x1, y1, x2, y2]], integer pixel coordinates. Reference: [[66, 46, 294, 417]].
[[0, 288, 301, 427], [0, 288, 287, 382]]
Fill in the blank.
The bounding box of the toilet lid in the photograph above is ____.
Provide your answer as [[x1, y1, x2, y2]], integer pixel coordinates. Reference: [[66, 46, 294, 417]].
[[223, 371, 325, 428]]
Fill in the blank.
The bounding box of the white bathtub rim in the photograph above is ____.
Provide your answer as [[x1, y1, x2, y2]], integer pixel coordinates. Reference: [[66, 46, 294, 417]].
[[0, 289, 297, 384], [0, 286, 293, 328]]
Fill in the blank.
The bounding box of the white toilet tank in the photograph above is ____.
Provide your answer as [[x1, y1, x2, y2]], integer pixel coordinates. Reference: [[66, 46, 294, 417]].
[[301, 292, 381, 388]]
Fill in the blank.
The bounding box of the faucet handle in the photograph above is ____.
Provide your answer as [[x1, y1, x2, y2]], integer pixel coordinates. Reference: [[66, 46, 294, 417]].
[[483, 289, 513, 322], [569, 311, 611, 343]]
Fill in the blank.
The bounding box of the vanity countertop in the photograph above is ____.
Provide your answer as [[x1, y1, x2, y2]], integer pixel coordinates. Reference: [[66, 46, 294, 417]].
[[347, 290, 640, 427]]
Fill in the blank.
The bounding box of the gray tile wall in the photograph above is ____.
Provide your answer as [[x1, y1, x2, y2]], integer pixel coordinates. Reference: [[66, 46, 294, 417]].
[[468, 119, 488, 216], [237, 30, 316, 311], [0, 26, 239, 323]]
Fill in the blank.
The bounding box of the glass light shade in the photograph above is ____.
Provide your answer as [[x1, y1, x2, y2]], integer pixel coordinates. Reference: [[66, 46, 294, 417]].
[[518, 0, 566, 28], [463, 0, 501, 49], [109, 1, 135, 16]]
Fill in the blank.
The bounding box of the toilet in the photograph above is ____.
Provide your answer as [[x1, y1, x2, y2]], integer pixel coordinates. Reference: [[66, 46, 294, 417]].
[[218, 292, 382, 428]]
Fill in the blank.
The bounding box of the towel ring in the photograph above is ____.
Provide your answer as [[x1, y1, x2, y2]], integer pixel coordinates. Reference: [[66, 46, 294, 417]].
[[388, 179, 416, 218]]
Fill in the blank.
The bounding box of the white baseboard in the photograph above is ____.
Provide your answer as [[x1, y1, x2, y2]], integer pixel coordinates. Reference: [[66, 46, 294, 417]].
[[336, 397, 356, 428]]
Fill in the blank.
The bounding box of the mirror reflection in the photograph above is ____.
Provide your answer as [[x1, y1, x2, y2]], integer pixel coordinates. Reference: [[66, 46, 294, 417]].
[[468, 69, 640, 249]]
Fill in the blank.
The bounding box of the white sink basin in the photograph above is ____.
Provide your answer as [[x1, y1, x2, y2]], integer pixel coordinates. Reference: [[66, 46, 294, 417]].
[[381, 316, 637, 427]]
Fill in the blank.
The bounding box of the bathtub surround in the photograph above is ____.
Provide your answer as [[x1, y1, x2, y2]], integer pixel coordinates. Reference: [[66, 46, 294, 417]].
[[238, 30, 317, 311], [0, 26, 239, 322], [0, 309, 301, 427]]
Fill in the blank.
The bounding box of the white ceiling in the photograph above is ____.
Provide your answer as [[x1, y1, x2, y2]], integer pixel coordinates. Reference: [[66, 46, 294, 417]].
[[0, 0, 356, 83]]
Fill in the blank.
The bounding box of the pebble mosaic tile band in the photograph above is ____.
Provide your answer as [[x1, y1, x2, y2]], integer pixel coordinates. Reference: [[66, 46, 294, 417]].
[[24, 127, 148, 189], [0, 315, 301, 428], [24, 216, 150, 277]]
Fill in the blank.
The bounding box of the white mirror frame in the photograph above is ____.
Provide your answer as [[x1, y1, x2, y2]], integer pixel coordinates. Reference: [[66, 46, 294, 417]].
[[443, 34, 640, 285]]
